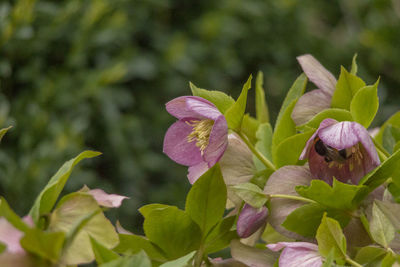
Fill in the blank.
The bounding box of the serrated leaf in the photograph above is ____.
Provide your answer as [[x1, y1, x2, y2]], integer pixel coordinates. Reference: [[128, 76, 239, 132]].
[[297, 108, 353, 130], [230, 182, 267, 208], [255, 71, 269, 123], [331, 66, 366, 110], [20, 229, 65, 262], [99, 251, 151, 267], [29, 151, 102, 225], [160, 251, 196, 267], [185, 164, 226, 237], [190, 82, 234, 114], [48, 192, 119, 265], [350, 81, 379, 128], [113, 234, 166, 262], [370, 202, 395, 247], [273, 130, 314, 168], [90, 236, 119, 264], [225, 75, 252, 130], [254, 122, 273, 170], [204, 216, 237, 254], [316, 214, 347, 261], [143, 206, 201, 260], [296, 179, 367, 211]]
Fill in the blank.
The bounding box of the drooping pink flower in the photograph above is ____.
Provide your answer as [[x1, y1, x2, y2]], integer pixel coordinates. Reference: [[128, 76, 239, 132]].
[[163, 96, 228, 183], [292, 55, 337, 126], [237, 204, 268, 238], [267, 242, 323, 267], [300, 119, 380, 184]]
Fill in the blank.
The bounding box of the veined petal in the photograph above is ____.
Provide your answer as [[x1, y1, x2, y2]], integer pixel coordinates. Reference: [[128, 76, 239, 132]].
[[203, 115, 228, 167], [187, 161, 209, 184], [166, 96, 220, 120], [297, 54, 337, 95], [237, 204, 268, 238], [220, 134, 255, 186], [292, 89, 332, 126], [163, 120, 203, 166], [87, 189, 129, 208], [267, 242, 322, 267]]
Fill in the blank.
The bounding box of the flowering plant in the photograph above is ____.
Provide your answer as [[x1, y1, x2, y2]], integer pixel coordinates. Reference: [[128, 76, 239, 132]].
[[1, 55, 400, 267]]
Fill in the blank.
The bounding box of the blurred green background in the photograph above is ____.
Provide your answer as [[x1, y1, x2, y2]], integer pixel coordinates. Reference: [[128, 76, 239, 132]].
[[0, 0, 399, 232]]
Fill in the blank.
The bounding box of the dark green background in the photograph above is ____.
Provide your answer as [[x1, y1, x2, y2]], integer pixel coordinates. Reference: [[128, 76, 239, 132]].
[[0, 0, 399, 232]]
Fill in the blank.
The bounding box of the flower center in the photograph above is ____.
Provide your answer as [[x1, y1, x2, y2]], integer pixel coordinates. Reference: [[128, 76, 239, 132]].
[[186, 119, 214, 154]]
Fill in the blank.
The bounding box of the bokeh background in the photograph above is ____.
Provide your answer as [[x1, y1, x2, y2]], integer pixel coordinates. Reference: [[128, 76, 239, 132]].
[[0, 0, 399, 232]]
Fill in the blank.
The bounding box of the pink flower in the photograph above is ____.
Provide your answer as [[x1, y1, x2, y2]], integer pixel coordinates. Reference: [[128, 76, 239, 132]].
[[163, 96, 228, 183], [300, 119, 380, 184], [267, 242, 323, 267], [236, 204, 268, 238], [292, 55, 337, 126]]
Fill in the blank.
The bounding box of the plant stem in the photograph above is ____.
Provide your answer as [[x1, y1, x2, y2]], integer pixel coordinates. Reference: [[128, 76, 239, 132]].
[[193, 244, 205, 267], [345, 256, 363, 267], [268, 194, 317, 204], [372, 138, 389, 160], [237, 131, 276, 171]]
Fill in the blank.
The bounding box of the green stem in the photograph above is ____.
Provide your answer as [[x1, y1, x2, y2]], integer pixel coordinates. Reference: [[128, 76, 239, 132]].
[[345, 256, 363, 267], [237, 131, 276, 171], [373, 138, 389, 160], [193, 244, 205, 267], [268, 194, 317, 204]]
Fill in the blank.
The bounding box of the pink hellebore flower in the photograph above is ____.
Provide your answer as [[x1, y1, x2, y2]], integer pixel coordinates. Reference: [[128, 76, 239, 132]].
[[267, 242, 323, 267], [236, 204, 268, 238], [300, 119, 380, 184], [163, 96, 228, 183], [292, 54, 337, 126]]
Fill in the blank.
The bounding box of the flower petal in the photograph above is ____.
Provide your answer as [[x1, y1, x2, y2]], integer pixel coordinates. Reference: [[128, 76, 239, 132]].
[[166, 96, 220, 120], [0, 218, 25, 254], [267, 242, 322, 267], [187, 161, 209, 184], [220, 134, 255, 186], [163, 120, 203, 166], [297, 54, 337, 95], [203, 115, 228, 167], [87, 189, 129, 208], [264, 166, 314, 240], [237, 204, 268, 238], [267, 241, 318, 251], [292, 89, 332, 126]]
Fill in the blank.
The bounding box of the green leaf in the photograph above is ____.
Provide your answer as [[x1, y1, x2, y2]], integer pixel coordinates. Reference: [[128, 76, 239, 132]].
[[261, 224, 294, 244], [159, 251, 196, 267], [204, 216, 237, 254], [254, 122, 273, 170], [230, 182, 267, 208], [374, 200, 400, 231], [255, 71, 269, 123], [0, 197, 30, 232], [190, 82, 235, 114], [370, 202, 395, 248], [298, 108, 353, 130], [282, 203, 350, 237], [100, 251, 151, 267], [381, 252, 397, 267], [275, 73, 307, 127], [322, 249, 335, 267], [29, 151, 102, 225], [185, 164, 227, 237], [113, 234, 166, 262], [143, 206, 201, 260], [225, 75, 252, 130], [296, 179, 367, 211], [375, 111, 400, 145], [360, 148, 400, 191], [272, 100, 297, 160], [382, 125, 400, 154], [139, 204, 171, 219], [350, 54, 358, 75], [350, 80, 379, 128], [316, 214, 347, 261], [0, 126, 12, 142], [20, 229, 65, 262], [355, 246, 386, 266], [273, 130, 314, 168], [48, 192, 119, 265], [331, 66, 366, 110], [241, 114, 260, 145], [230, 239, 277, 267], [90, 236, 119, 264]]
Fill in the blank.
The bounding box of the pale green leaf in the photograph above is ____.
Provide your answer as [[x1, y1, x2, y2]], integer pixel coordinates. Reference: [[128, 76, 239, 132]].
[[350, 80, 379, 128], [231, 182, 267, 208], [190, 82, 234, 114], [255, 71, 269, 123], [370, 202, 395, 248]]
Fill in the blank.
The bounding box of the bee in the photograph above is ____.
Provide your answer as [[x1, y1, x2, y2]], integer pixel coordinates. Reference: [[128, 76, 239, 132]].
[[313, 138, 351, 163]]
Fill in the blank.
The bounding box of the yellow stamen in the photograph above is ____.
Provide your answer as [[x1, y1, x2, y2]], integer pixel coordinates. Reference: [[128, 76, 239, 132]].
[[186, 119, 214, 154]]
